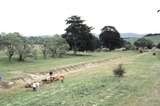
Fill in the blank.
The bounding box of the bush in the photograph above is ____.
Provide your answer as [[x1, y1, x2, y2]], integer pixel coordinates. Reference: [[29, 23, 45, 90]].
[[139, 49, 143, 53], [123, 40, 135, 50], [153, 52, 156, 56], [134, 38, 154, 49], [113, 64, 125, 77]]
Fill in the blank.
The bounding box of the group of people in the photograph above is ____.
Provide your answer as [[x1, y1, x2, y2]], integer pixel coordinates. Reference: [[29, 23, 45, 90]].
[[26, 72, 65, 91]]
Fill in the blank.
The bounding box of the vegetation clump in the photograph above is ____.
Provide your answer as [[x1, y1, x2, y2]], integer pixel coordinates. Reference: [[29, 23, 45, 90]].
[[123, 40, 135, 50], [113, 64, 125, 77], [153, 52, 156, 56], [134, 38, 154, 49]]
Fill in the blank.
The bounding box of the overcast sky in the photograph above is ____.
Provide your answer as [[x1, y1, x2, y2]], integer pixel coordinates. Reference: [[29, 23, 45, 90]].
[[0, 0, 159, 36]]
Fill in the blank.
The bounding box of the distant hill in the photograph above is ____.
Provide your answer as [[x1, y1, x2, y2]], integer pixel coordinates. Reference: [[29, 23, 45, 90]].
[[144, 33, 160, 37], [144, 34, 160, 45], [124, 33, 160, 45], [120, 33, 144, 38]]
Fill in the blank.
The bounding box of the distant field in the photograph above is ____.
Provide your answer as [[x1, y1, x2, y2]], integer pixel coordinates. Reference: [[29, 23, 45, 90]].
[[0, 51, 160, 106]]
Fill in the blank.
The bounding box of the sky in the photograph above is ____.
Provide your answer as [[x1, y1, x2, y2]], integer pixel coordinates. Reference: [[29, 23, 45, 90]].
[[0, 0, 160, 36]]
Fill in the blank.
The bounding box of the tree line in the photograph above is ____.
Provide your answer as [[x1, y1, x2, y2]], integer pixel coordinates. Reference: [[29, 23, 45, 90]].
[[0, 33, 70, 62], [0, 15, 124, 62], [0, 15, 159, 62]]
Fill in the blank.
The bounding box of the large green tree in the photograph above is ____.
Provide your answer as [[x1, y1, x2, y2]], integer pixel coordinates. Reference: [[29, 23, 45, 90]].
[[63, 15, 94, 54], [99, 26, 123, 50]]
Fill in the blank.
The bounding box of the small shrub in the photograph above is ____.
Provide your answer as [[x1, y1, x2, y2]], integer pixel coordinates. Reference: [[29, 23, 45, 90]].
[[139, 49, 143, 53], [153, 52, 156, 56], [113, 64, 125, 77]]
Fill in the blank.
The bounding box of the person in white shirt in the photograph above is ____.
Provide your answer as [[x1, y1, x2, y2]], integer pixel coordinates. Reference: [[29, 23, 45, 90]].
[[32, 82, 40, 91]]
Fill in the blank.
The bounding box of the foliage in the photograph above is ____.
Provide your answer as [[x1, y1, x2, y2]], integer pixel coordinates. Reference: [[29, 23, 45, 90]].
[[1, 32, 33, 61], [31, 47, 39, 60], [48, 35, 69, 57], [113, 64, 125, 77], [134, 38, 154, 49], [28, 36, 44, 45], [0, 34, 4, 50], [63, 15, 95, 54], [99, 26, 123, 50], [2, 32, 22, 62], [15, 36, 32, 61], [40, 35, 69, 58], [157, 43, 160, 49], [86, 35, 101, 51], [123, 40, 135, 50], [40, 36, 50, 59]]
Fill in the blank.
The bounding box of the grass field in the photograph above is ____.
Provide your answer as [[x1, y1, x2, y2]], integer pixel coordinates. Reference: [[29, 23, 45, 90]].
[[0, 51, 137, 79], [0, 51, 160, 106]]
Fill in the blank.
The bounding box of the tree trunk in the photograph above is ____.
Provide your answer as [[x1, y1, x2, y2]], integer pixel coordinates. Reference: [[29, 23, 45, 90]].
[[51, 50, 56, 58], [73, 50, 77, 55], [19, 54, 24, 61], [43, 50, 47, 59], [9, 54, 13, 62], [73, 46, 77, 55]]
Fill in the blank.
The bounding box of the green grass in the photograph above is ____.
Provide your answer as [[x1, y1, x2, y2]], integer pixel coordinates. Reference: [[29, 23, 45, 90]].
[[0, 51, 137, 79], [0, 51, 160, 106]]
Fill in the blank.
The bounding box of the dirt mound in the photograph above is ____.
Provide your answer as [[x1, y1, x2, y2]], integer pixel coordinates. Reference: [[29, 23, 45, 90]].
[[0, 81, 15, 89]]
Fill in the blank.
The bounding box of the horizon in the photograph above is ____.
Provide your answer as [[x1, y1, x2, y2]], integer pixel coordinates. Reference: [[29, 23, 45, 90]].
[[0, 0, 160, 36]]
